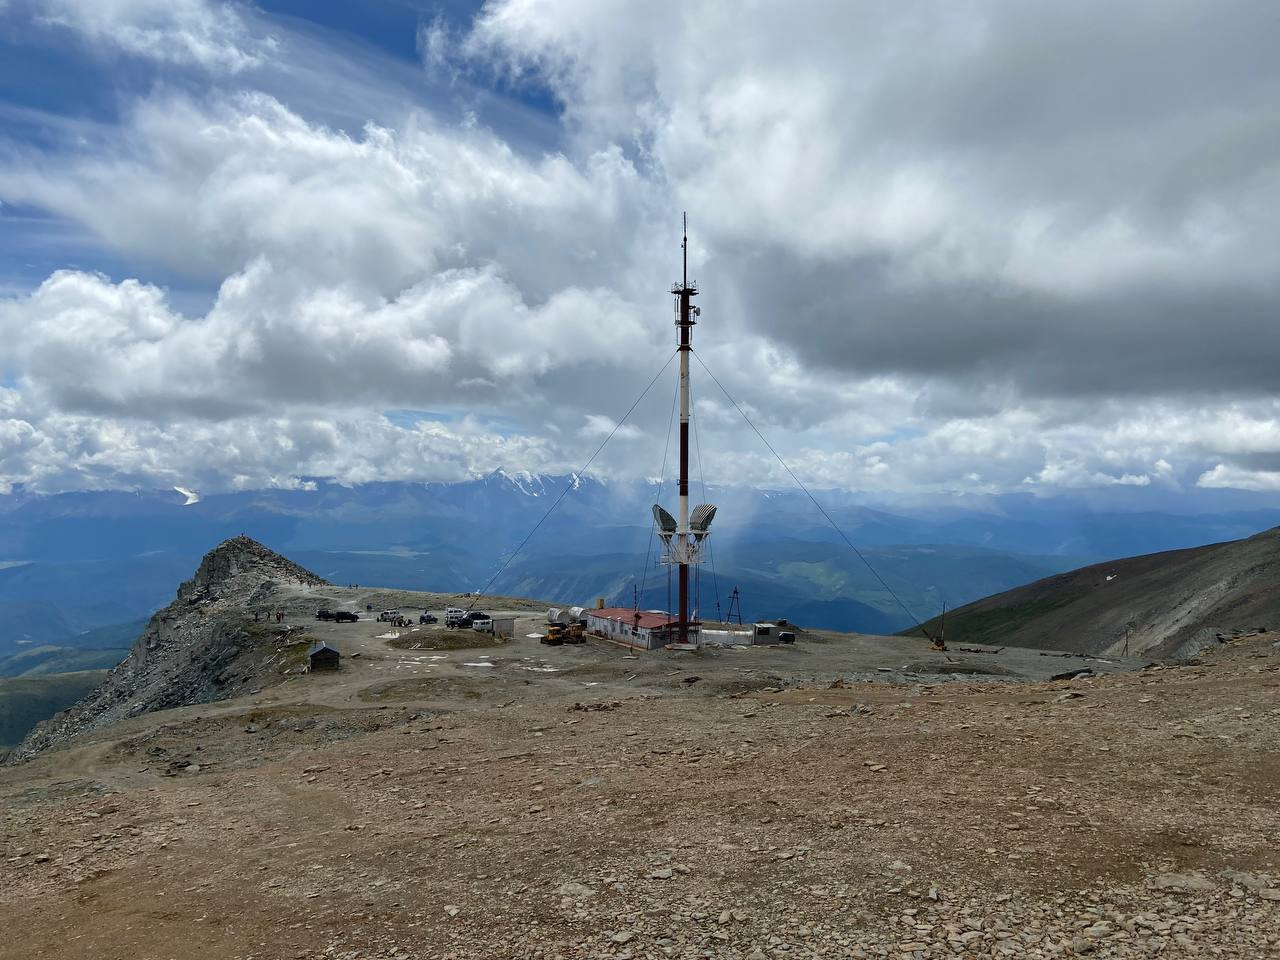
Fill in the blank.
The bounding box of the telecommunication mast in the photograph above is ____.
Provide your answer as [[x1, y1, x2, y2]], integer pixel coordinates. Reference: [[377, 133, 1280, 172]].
[[652, 215, 716, 644]]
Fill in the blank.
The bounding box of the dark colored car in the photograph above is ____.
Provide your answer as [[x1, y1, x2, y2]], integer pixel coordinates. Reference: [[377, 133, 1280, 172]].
[[460, 611, 489, 626], [315, 609, 334, 621], [333, 610, 359, 623], [419, 613, 438, 624]]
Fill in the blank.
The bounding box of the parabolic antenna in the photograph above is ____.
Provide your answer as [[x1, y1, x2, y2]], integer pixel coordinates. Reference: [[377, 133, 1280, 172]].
[[652, 504, 677, 543], [690, 503, 717, 542]]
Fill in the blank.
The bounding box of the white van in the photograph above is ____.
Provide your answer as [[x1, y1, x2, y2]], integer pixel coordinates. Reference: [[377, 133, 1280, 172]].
[[445, 607, 466, 627]]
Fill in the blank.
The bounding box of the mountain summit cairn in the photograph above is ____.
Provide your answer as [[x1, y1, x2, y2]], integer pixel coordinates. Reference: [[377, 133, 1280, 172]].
[[10, 537, 329, 761]]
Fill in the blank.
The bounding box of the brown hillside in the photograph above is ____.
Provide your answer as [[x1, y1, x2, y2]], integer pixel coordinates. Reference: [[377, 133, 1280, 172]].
[[2, 635, 1277, 958], [905, 526, 1280, 658]]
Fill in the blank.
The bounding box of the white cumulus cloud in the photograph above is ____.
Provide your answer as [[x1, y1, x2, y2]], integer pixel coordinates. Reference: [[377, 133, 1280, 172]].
[[2, 0, 1280, 498]]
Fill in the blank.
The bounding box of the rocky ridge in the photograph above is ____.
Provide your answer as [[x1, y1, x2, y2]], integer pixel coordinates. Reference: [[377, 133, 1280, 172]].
[[9, 536, 327, 761]]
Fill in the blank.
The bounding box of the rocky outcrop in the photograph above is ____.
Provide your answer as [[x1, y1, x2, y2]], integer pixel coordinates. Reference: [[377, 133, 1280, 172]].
[[9, 537, 327, 761], [180, 535, 326, 606]]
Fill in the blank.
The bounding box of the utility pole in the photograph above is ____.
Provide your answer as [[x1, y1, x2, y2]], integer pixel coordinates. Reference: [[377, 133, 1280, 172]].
[[673, 213, 698, 644], [726, 586, 743, 625]]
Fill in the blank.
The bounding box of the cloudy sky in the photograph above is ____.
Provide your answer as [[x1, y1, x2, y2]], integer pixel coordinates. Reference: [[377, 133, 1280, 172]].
[[1, 0, 1279, 503]]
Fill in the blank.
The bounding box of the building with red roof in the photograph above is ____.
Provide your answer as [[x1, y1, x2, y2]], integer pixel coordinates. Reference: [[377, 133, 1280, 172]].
[[585, 607, 700, 649]]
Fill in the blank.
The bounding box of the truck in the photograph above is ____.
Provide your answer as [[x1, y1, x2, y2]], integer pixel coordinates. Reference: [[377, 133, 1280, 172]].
[[444, 607, 466, 627]]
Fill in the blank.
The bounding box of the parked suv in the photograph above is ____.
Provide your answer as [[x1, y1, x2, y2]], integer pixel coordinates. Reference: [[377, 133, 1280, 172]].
[[333, 610, 359, 623], [419, 613, 438, 624], [315, 609, 334, 621]]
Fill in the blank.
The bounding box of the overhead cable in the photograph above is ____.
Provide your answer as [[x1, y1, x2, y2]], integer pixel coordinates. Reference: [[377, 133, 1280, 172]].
[[638, 374, 681, 610], [690, 378, 722, 620], [690, 349, 936, 640], [468, 349, 679, 609]]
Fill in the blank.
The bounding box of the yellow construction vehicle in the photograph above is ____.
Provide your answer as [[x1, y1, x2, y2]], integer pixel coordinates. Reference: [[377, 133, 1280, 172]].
[[541, 621, 585, 645]]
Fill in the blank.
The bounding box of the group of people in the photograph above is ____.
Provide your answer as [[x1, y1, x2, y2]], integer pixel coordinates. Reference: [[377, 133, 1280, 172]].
[[254, 610, 287, 623], [377, 611, 414, 627]]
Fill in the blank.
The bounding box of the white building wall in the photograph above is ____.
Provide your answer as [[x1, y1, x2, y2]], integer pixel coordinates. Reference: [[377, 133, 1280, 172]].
[[753, 623, 779, 644], [700, 629, 753, 647], [587, 615, 668, 650]]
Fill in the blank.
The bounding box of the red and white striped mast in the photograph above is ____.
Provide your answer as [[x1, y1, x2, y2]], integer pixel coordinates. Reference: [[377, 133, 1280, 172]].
[[653, 215, 716, 645], [674, 215, 696, 643]]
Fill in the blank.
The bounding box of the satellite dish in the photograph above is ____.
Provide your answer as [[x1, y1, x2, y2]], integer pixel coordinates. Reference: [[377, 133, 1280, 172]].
[[690, 503, 717, 542], [652, 504, 677, 543]]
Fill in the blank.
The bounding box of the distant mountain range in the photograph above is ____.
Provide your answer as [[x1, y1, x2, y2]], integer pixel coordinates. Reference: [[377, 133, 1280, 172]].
[[2, 472, 1279, 664], [904, 525, 1280, 658]]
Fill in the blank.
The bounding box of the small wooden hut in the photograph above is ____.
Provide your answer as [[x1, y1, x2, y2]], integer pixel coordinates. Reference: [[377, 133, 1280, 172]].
[[307, 641, 340, 672]]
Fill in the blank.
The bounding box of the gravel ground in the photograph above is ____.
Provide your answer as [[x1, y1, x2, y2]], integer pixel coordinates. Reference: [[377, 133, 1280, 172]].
[[1, 635, 1277, 959]]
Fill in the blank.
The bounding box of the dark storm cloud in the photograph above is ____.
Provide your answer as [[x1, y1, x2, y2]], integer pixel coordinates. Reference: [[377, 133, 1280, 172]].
[[720, 247, 1280, 400]]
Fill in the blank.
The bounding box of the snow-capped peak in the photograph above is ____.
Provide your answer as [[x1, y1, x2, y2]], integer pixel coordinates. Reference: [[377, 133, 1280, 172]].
[[492, 469, 545, 497]]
